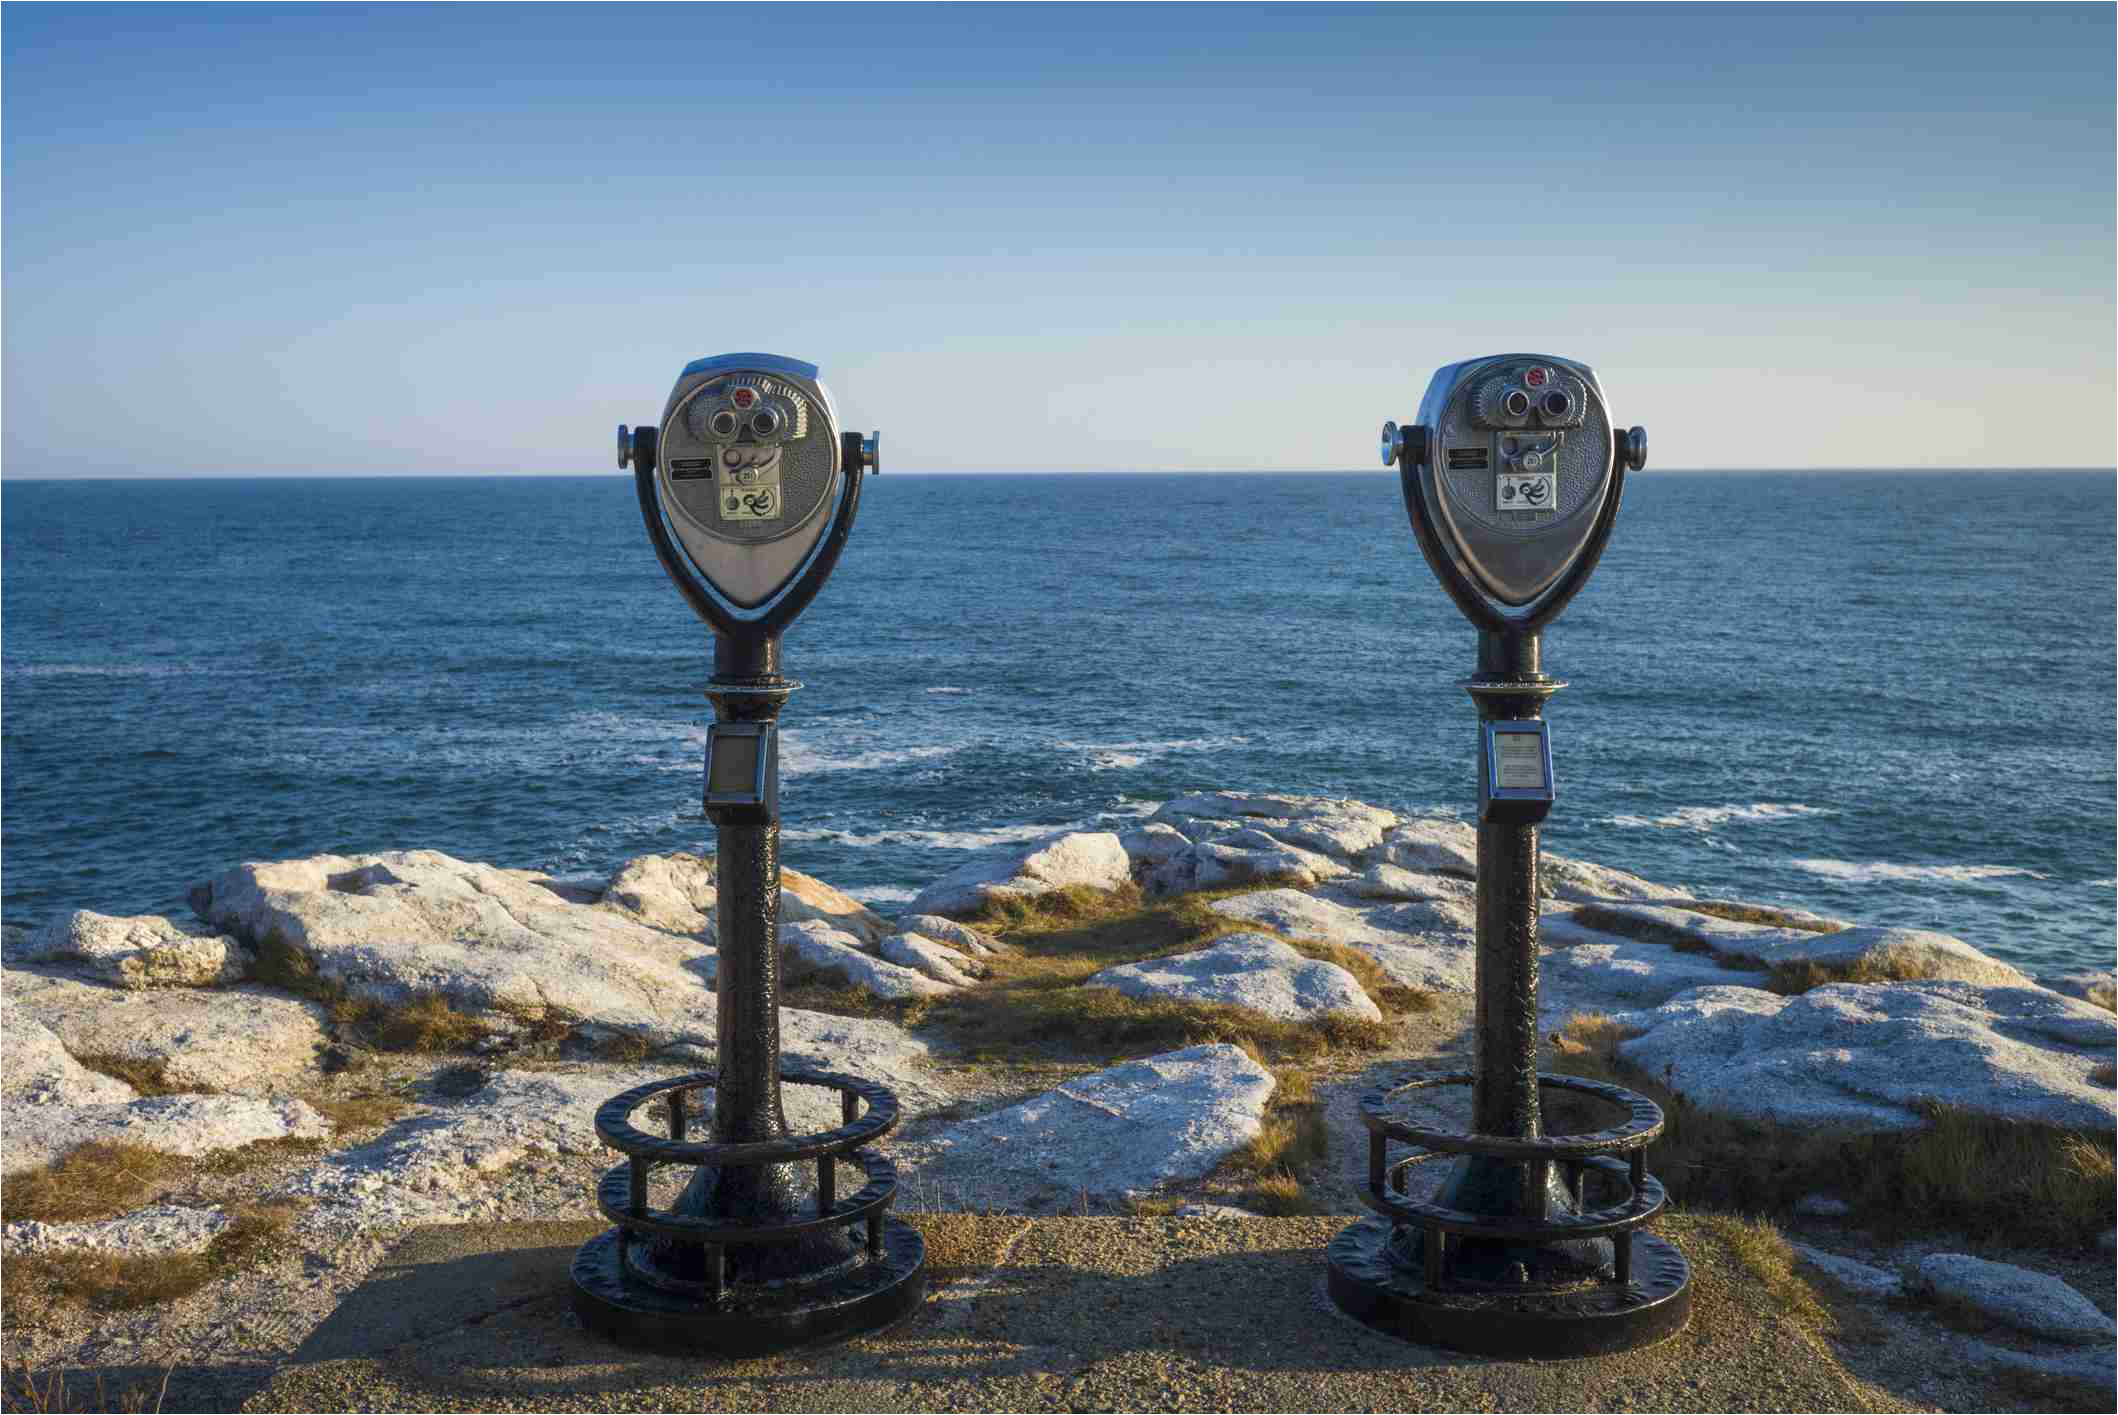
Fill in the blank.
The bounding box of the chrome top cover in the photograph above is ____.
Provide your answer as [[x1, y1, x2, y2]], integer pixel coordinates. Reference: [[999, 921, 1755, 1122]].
[[654, 354, 845, 613], [1414, 352, 1616, 610]]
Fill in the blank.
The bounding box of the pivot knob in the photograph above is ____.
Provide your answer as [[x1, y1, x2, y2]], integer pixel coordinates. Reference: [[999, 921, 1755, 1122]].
[[861, 432, 880, 475], [1619, 425, 1648, 471], [617, 424, 631, 470], [1381, 421, 1403, 467]]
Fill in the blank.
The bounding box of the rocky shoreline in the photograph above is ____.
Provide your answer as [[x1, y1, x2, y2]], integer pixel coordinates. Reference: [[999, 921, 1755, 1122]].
[[2, 790, 2112, 1410]]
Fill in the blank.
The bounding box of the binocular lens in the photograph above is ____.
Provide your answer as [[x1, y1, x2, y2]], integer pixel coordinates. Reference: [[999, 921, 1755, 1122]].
[[1502, 390, 1532, 419], [709, 410, 739, 437], [750, 409, 781, 436], [1541, 390, 1572, 418]]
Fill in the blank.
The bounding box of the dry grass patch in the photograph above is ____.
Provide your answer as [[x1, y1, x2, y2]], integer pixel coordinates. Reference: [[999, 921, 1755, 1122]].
[[1568, 905, 1766, 979], [67, 1055, 193, 1098], [2086, 981, 2115, 1013], [1681, 900, 1843, 934], [1213, 1053, 1332, 1216], [2091, 1061, 2115, 1087], [0, 1202, 302, 1329], [1696, 1212, 1834, 1331], [1768, 949, 1946, 996], [255, 930, 490, 1053], [0, 1143, 185, 1226], [306, 1092, 413, 1136], [909, 882, 1429, 1066], [1549, 1014, 2117, 1247]]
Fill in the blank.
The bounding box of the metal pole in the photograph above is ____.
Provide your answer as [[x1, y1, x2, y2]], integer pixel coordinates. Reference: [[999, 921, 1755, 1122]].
[[652, 631, 853, 1284]]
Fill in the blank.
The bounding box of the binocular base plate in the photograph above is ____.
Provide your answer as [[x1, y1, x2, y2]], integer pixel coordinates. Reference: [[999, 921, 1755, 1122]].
[[1326, 1217, 1691, 1360], [569, 1220, 926, 1357]]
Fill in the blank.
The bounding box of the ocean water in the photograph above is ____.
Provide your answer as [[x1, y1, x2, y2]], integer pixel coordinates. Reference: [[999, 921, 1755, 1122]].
[[2, 470, 2112, 978]]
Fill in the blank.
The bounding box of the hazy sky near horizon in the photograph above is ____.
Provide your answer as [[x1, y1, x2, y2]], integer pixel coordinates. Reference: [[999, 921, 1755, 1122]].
[[4, 2, 2113, 477]]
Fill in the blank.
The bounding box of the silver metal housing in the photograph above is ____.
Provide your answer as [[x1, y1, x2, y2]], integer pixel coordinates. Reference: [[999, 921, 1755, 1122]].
[[1414, 352, 1617, 611], [653, 353, 846, 615]]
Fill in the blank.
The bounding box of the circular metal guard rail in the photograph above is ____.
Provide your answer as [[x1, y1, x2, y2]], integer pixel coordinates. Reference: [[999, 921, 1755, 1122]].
[[593, 1067, 905, 1303], [1357, 1071, 1673, 1294]]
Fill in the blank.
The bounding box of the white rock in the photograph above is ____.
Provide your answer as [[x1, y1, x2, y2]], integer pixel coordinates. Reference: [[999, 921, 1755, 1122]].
[[22, 911, 248, 990], [907, 831, 1130, 918], [1956, 1339, 2116, 1404], [7, 971, 329, 1094], [283, 1066, 874, 1227], [3, 1204, 232, 1257], [896, 1044, 1275, 1207], [0, 998, 136, 1108], [779, 1008, 946, 1111], [1540, 939, 1746, 1006], [1906, 1253, 2115, 1344], [782, 921, 955, 999], [3, 1095, 332, 1176], [1372, 818, 1479, 876], [597, 852, 717, 935], [1788, 1242, 1901, 1299], [1148, 792, 1397, 861], [189, 850, 719, 1048], [893, 914, 1009, 958], [1615, 981, 2117, 1134], [880, 932, 984, 987], [1750, 925, 2033, 989], [1572, 901, 1817, 955], [1086, 933, 1380, 1023], [598, 852, 891, 947], [1119, 823, 1197, 896], [1191, 832, 1347, 891], [1540, 855, 1693, 904], [1349, 863, 1475, 904], [2041, 969, 2115, 1011], [1209, 888, 1475, 994], [1792, 1193, 1853, 1219]]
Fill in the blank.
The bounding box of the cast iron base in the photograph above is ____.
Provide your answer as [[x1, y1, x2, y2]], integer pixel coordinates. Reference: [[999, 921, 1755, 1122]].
[[570, 1219, 926, 1356], [1326, 1216, 1691, 1359]]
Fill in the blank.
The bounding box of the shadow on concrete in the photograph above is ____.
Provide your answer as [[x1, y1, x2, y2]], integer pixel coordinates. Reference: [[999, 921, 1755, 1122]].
[[247, 1212, 1882, 1413]]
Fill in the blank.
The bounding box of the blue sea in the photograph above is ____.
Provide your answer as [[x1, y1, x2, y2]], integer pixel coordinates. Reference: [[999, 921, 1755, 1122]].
[[3, 471, 2113, 978]]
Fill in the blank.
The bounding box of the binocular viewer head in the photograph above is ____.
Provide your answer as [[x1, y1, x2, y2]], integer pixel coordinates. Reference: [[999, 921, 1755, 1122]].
[[1384, 353, 1646, 633], [623, 353, 878, 638]]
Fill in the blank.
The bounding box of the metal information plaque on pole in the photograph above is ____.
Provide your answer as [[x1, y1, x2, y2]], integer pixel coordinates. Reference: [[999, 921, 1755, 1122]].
[[1327, 353, 1691, 1358], [571, 353, 923, 1355]]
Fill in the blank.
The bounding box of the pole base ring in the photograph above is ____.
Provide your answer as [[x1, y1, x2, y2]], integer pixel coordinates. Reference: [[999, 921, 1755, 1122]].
[[569, 1218, 926, 1356], [1326, 1216, 1691, 1359]]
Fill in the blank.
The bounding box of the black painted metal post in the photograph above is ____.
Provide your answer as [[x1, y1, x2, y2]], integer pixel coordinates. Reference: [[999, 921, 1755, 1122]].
[[1468, 629, 1553, 1218], [1424, 628, 1591, 1275], [652, 631, 856, 1284]]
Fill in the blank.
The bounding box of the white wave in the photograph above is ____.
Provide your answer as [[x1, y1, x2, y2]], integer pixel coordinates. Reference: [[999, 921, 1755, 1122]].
[[779, 822, 1070, 851], [777, 736, 960, 778], [844, 884, 917, 905], [2085, 878, 2116, 889], [1602, 803, 1834, 831], [924, 686, 971, 695], [1054, 735, 1251, 772], [1787, 858, 2050, 885]]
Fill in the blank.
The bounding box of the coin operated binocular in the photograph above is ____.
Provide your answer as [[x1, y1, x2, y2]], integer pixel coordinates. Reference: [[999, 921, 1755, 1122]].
[[580, 355, 922, 1356], [1326, 354, 1689, 1361], [1383, 354, 1646, 826], [620, 353, 878, 818]]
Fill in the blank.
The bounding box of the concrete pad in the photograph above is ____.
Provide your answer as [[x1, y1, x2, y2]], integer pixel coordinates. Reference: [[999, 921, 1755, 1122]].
[[245, 1214, 1900, 1413]]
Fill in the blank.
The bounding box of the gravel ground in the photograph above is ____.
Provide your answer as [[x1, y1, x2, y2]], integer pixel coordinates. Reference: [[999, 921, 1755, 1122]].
[[236, 1213, 1913, 1414]]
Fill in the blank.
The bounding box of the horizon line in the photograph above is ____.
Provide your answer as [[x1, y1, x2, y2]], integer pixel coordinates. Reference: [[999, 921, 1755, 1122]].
[[4, 466, 2114, 485]]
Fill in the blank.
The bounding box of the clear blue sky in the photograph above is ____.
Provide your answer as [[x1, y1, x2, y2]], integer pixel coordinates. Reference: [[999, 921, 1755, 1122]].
[[4, 2, 2111, 476]]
